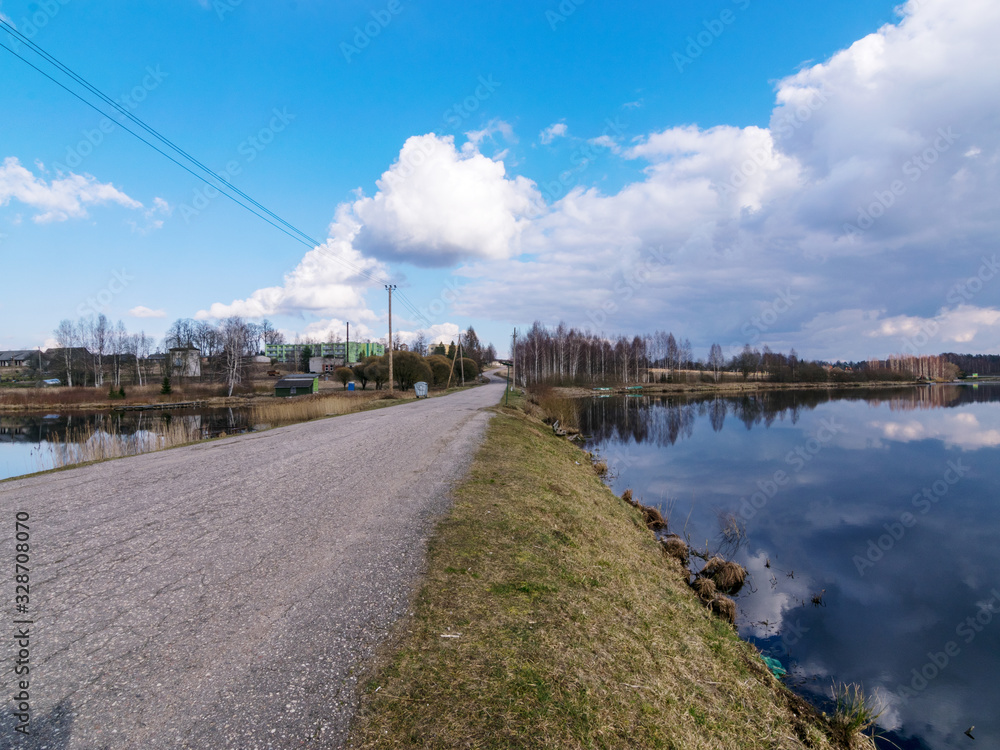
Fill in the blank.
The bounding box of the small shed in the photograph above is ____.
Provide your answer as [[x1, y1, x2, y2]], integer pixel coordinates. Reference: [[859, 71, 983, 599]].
[[274, 374, 319, 397]]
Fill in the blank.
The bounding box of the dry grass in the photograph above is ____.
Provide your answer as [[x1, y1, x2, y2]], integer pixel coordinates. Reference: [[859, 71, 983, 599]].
[[661, 535, 690, 566], [692, 576, 718, 602], [42, 419, 201, 470], [0, 382, 230, 411], [701, 557, 748, 596], [349, 394, 841, 749], [250, 391, 388, 426], [829, 683, 884, 750], [709, 595, 738, 625], [530, 384, 581, 431], [638, 502, 668, 530]]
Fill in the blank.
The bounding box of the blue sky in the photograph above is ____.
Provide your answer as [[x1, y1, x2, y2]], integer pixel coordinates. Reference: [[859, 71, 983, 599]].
[[2, 0, 998, 361]]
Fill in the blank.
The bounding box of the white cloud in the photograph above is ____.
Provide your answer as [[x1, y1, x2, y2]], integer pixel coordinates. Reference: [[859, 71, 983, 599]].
[[466, 119, 515, 148], [350, 134, 543, 267], [129, 196, 172, 234], [870, 411, 1000, 450], [449, 0, 1000, 359], [195, 207, 387, 321], [129, 306, 166, 319], [0, 157, 143, 223], [587, 134, 622, 154], [201, 0, 1000, 359], [395, 322, 461, 348], [539, 122, 568, 144]]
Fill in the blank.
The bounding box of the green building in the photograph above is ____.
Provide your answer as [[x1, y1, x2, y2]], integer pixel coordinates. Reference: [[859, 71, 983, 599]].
[[274, 374, 319, 397], [265, 341, 385, 365]]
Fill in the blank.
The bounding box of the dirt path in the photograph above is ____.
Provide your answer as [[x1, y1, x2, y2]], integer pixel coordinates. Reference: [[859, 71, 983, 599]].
[[0, 378, 505, 749]]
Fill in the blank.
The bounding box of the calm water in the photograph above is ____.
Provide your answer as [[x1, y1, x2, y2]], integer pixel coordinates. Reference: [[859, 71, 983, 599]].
[[581, 384, 1000, 750], [0, 407, 255, 480]]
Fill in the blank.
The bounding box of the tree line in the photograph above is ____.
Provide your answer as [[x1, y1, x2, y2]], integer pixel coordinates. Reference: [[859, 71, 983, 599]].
[[50, 314, 281, 395], [512, 321, 954, 387]]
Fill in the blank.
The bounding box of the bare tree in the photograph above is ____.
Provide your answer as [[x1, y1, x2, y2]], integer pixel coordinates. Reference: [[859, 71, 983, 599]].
[[412, 331, 428, 357], [54, 319, 77, 387], [666, 333, 679, 375], [220, 317, 251, 396], [110, 319, 129, 388], [708, 343, 724, 382], [261, 319, 284, 346], [194, 321, 221, 357], [86, 314, 109, 387]]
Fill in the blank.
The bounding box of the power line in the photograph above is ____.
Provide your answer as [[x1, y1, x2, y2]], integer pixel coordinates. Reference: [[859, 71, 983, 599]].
[[0, 36, 327, 254], [0, 21, 437, 329], [0, 19, 322, 250]]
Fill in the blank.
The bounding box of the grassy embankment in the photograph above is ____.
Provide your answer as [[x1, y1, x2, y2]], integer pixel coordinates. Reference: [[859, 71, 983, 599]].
[[349, 391, 854, 749]]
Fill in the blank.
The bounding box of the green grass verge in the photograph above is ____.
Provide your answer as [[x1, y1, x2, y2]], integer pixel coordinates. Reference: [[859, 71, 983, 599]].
[[348, 394, 840, 749]]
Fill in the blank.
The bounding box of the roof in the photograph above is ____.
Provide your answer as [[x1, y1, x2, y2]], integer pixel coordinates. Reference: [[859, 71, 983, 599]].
[[274, 375, 318, 388], [0, 350, 34, 360]]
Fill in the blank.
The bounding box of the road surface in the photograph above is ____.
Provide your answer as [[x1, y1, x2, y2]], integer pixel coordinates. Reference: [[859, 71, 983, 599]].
[[0, 377, 505, 749]]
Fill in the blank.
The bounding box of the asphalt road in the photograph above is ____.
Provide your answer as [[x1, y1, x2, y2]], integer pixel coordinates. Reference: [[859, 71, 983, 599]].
[[0, 377, 505, 749]]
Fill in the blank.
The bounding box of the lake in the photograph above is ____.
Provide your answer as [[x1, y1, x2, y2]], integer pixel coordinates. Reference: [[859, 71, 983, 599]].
[[0, 407, 255, 480], [581, 384, 1000, 750]]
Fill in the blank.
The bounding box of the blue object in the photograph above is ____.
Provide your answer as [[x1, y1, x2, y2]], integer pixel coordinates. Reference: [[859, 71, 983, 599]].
[[760, 655, 787, 678]]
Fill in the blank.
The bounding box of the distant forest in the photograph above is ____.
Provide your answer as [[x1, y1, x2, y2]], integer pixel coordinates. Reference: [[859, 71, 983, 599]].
[[512, 321, 995, 386], [941, 353, 1000, 376]]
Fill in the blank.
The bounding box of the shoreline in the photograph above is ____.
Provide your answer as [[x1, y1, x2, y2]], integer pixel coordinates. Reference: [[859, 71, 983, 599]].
[[554, 379, 927, 398], [3, 377, 976, 413], [349, 389, 862, 748]]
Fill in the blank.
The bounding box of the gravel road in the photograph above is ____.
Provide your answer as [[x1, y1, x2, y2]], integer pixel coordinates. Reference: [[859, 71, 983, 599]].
[[0, 377, 505, 749]]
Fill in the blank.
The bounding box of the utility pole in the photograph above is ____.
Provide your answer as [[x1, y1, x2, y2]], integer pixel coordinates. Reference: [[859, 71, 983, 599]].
[[346, 321, 350, 367], [459, 332, 465, 386], [511, 328, 517, 399], [385, 284, 396, 393]]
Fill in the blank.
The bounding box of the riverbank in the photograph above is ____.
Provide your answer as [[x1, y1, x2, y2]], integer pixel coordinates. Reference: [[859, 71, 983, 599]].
[[553, 379, 926, 398], [0, 379, 478, 414], [348, 392, 854, 749], [0, 383, 482, 482]]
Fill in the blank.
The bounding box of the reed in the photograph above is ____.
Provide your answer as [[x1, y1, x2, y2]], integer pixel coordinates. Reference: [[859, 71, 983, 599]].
[[42, 419, 200, 470], [250, 391, 387, 427]]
